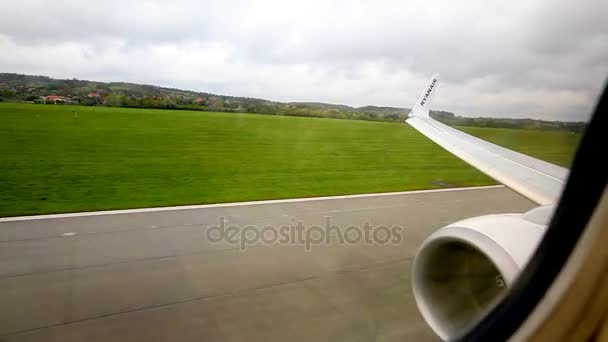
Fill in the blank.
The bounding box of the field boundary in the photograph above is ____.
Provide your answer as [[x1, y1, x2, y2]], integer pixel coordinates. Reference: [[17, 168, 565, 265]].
[[0, 185, 504, 222]]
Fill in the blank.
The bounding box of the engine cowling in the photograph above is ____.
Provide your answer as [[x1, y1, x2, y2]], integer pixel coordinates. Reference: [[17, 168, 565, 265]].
[[412, 207, 552, 340]]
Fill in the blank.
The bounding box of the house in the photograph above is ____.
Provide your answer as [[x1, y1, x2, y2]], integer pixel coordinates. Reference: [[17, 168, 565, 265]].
[[87, 92, 100, 98], [43, 95, 70, 104], [194, 97, 206, 105]]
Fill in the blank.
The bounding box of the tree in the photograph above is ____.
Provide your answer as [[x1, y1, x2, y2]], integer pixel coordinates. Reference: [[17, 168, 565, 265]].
[[213, 98, 225, 108], [1, 89, 15, 97], [104, 94, 122, 107]]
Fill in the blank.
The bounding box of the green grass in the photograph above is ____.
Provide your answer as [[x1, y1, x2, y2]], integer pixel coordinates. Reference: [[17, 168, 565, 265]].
[[458, 126, 580, 168], [0, 103, 581, 216]]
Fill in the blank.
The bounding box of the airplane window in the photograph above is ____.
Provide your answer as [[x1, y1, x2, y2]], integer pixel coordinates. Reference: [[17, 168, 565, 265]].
[[463, 85, 607, 341], [0, 1, 605, 341]]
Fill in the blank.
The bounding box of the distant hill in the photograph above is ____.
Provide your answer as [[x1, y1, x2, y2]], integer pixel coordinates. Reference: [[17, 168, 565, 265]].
[[355, 105, 408, 114], [288, 102, 354, 111], [0, 73, 586, 132]]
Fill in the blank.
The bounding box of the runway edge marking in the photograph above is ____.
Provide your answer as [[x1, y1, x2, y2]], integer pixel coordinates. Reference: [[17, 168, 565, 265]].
[[1, 185, 504, 222]]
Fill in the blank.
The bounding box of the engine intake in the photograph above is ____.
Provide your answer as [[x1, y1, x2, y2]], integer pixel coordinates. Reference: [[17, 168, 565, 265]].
[[412, 211, 547, 340]]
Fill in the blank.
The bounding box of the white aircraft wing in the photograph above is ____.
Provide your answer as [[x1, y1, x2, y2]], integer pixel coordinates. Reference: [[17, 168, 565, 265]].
[[406, 74, 568, 206]]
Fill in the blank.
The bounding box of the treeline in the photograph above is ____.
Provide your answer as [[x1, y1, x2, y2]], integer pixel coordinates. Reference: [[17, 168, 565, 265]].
[[438, 116, 587, 133], [101, 95, 403, 121], [0, 73, 587, 131]]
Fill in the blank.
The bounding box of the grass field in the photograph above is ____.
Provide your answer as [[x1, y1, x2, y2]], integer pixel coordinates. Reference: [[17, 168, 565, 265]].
[[458, 126, 580, 168], [0, 103, 581, 216]]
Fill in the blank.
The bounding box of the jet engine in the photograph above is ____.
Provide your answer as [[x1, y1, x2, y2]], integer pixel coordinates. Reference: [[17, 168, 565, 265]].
[[411, 206, 553, 340]]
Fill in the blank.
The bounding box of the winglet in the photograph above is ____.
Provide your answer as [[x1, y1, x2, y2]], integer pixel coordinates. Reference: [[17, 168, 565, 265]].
[[408, 73, 440, 118]]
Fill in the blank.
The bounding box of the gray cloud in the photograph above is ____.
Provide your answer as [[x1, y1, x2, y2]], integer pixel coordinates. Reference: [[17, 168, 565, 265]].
[[1, 0, 606, 120]]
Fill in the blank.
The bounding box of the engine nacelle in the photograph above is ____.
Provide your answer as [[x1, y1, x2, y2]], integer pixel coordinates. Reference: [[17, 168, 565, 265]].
[[412, 207, 552, 340]]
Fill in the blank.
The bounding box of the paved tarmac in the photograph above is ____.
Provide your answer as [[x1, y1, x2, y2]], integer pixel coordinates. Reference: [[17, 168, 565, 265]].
[[0, 186, 535, 341]]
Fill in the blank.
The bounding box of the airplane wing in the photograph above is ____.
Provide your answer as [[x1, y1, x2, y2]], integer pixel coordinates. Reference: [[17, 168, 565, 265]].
[[406, 74, 568, 206]]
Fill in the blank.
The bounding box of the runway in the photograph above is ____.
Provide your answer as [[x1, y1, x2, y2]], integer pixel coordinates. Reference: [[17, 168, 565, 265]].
[[0, 186, 535, 341]]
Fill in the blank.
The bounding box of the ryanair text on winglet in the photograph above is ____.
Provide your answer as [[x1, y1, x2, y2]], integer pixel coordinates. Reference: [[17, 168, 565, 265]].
[[420, 78, 437, 107]]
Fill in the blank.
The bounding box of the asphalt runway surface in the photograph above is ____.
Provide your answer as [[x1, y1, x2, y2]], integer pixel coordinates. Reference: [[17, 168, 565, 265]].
[[0, 186, 535, 341]]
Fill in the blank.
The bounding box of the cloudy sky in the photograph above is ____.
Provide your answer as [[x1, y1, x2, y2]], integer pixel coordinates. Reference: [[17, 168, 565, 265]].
[[1, 0, 606, 120]]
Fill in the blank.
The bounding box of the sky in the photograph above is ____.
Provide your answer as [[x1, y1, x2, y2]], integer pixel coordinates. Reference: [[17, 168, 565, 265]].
[[1, 0, 606, 120]]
